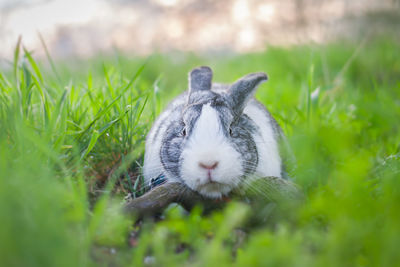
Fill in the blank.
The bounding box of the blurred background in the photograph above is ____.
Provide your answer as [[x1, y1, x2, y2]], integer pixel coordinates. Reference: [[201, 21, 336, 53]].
[[1, 0, 400, 61]]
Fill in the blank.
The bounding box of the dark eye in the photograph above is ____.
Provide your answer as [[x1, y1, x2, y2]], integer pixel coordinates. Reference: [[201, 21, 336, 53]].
[[229, 127, 233, 136], [181, 127, 187, 137]]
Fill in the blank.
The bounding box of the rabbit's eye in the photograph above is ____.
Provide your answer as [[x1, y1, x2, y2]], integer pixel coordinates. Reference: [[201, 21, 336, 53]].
[[181, 127, 187, 137]]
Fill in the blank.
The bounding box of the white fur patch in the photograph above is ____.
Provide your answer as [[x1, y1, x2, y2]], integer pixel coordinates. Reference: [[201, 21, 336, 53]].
[[181, 103, 243, 198], [243, 100, 282, 178]]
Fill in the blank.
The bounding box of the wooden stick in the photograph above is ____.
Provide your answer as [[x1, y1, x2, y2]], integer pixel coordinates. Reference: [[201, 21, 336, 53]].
[[123, 176, 302, 218]]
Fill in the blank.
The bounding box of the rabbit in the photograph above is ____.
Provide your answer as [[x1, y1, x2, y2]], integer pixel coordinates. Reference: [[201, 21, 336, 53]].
[[143, 66, 286, 199]]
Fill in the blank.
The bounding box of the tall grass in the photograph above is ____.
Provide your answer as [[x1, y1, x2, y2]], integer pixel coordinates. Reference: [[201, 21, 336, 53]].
[[0, 37, 399, 266]]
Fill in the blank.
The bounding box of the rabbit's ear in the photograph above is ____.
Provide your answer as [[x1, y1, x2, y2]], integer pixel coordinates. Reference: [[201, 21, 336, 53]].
[[188, 66, 213, 93], [228, 72, 268, 113]]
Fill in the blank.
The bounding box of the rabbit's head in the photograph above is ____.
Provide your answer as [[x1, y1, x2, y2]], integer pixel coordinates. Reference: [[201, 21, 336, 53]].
[[160, 66, 268, 198]]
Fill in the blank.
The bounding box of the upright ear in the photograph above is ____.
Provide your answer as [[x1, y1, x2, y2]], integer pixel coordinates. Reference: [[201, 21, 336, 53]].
[[188, 66, 213, 93], [228, 72, 268, 113]]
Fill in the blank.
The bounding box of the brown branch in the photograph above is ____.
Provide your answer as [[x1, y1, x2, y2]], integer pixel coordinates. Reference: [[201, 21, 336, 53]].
[[123, 177, 302, 218]]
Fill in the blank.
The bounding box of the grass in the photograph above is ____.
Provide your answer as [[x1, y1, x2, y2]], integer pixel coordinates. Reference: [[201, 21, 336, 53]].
[[0, 36, 399, 266]]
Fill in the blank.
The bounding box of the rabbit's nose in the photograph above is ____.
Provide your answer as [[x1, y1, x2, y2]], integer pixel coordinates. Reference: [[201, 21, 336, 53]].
[[199, 161, 219, 170]]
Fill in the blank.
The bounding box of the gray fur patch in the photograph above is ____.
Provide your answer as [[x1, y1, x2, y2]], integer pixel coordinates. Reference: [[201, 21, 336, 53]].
[[160, 114, 186, 178], [230, 114, 259, 175], [229, 72, 268, 114], [189, 66, 213, 92]]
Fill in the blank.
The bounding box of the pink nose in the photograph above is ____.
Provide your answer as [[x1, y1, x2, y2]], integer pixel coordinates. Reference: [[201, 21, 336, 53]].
[[199, 161, 219, 170]]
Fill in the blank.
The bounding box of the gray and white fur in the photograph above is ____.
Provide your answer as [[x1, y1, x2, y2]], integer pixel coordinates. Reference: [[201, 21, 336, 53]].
[[143, 66, 285, 199]]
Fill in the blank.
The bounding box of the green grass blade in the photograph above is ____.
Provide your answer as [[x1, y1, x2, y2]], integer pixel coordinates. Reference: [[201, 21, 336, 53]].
[[38, 32, 62, 85], [76, 62, 147, 140], [81, 130, 100, 159], [13, 36, 22, 86], [23, 47, 44, 84]]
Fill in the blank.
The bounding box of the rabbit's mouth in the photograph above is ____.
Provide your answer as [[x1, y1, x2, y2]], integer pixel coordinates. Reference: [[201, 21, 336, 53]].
[[195, 181, 233, 199]]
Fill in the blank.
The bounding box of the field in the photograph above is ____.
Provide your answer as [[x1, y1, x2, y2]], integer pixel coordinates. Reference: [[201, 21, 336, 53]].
[[0, 36, 399, 266]]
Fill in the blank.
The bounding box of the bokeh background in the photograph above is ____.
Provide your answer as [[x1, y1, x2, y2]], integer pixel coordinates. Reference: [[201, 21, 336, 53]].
[[1, 0, 400, 61]]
